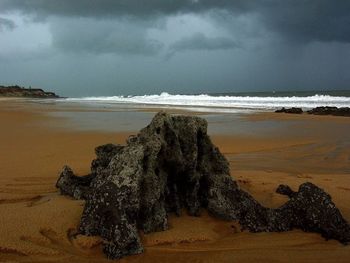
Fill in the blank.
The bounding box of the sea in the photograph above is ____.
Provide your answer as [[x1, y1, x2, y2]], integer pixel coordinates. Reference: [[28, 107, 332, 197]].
[[28, 89, 350, 134], [58, 90, 350, 113]]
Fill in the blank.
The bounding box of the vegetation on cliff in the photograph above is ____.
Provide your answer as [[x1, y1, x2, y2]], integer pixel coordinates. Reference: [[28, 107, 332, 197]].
[[0, 85, 59, 98]]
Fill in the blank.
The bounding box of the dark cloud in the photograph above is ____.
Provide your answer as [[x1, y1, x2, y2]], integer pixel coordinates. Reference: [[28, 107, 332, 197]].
[[167, 32, 240, 58], [0, 47, 53, 62], [50, 18, 163, 55], [1, 0, 350, 43], [0, 0, 245, 18], [257, 1, 350, 43], [0, 17, 16, 31], [0, 1, 349, 96]]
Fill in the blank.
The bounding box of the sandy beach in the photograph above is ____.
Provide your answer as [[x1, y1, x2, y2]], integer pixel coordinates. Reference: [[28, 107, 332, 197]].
[[1, 99, 350, 263]]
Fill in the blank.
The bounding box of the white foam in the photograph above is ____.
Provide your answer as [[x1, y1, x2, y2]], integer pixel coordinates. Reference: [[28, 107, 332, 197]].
[[63, 92, 350, 111]]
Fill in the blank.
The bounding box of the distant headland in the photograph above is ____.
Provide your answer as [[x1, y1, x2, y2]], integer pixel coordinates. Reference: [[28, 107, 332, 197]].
[[0, 85, 59, 98]]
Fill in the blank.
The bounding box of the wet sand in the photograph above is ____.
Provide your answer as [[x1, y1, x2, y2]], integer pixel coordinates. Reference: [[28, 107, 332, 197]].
[[1, 100, 350, 262]]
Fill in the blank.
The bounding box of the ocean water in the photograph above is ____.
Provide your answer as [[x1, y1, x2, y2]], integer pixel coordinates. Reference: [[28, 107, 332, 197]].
[[26, 89, 348, 134], [59, 90, 350, 113], [49, 109, 295, 135]]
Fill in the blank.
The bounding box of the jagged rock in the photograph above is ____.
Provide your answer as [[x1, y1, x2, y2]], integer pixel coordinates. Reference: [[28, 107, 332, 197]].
[[56, 112, 350, 259], [275, 182, 350, 243], [91, 143, 124, 175], [56, 166, 95, 199], [275, 107, 303, 114], [275, 106, 350, 117], [79, 182, 143, 258], [307, 106, 350, 117], [276, 184, 296, 198]]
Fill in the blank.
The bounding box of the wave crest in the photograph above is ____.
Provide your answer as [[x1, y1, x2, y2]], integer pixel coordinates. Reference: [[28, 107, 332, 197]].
[[64, 93, 350, 110]]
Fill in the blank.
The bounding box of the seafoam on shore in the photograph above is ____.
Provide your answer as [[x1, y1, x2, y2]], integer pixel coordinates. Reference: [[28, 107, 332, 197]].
[[62, 92, 350, 112]]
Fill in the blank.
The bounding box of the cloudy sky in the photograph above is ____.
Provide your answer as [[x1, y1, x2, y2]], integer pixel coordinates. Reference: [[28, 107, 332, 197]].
[[0, 0, 349, 96]]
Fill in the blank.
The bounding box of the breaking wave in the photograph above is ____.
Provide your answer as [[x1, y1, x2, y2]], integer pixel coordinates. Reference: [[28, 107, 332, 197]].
[[64, 92, 350, 111]]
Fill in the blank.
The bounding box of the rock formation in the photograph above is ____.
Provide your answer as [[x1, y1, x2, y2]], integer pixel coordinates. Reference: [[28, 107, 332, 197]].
[[307, 106, 350, 117], [0, 85, 59, 98], [275, 107, 303, 114], [275, 106, 350, 117], [56, 112, 350, 259]]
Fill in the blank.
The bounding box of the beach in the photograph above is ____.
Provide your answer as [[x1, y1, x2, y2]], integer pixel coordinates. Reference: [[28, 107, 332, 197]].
[[1, 99, 350, 262]]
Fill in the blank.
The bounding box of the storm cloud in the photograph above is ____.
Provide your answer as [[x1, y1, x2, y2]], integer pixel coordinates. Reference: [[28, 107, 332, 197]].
[[0, 0, 251, 18], [0, 1, 349, 96], [167, 32, 240, 58], [0, 17, 15, 31], [1, 0, 350, 43], [50, 17, 163, 55]]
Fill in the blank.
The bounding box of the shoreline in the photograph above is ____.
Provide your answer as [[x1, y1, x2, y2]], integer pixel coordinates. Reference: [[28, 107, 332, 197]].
[[0, 100, 350, 262]]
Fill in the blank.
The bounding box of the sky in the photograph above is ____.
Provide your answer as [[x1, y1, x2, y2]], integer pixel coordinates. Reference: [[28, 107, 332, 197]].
[[0, 0, 349, 97]]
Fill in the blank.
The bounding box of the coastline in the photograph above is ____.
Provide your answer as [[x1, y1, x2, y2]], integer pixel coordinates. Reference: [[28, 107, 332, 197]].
[[0, 100, 350, 262]]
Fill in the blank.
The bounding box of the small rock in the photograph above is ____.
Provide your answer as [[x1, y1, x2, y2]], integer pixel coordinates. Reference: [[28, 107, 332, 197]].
[[307, 106, 350, 117], [275, 107, 303, 114]]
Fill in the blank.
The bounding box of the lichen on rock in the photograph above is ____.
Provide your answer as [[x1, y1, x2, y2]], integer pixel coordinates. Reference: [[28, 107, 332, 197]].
[[56, 111, 350, 259]]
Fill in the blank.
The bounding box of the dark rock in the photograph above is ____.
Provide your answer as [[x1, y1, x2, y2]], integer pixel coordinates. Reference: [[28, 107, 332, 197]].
[[79, 182, 143, 259], [91, 144, 124, 175], [307, 106, 350, 117], [275, 107, 303, 114], [276, 184, 296, 198], [56, 112, 350, 259], [0, 85, 59, 98], [56, 166, 95, 200], [275, 182, 350, 243]]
